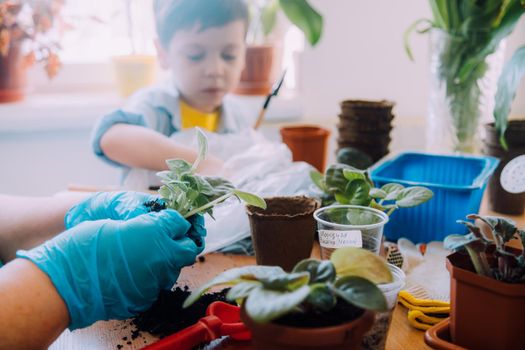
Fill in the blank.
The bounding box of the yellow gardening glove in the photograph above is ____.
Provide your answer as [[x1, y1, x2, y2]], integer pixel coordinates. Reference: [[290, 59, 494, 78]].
[[398, 289, 450, 330], [396, 239, 451, 330]]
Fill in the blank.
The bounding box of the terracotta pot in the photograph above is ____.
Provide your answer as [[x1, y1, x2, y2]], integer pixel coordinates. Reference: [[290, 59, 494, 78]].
[[241, 304, 375, 350], [246, 196, 319, 271], [446, 251, 525, 350], [424, 318, 467, 350], [482, 122, 525, 215], [280, 125, 330, 172], [235, 45, 275, 95], [0, 43, 27, 103]]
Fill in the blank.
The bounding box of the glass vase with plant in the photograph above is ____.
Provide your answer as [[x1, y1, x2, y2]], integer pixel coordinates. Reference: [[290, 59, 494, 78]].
[[0, 0, 64, 102], [405, 1, 525, 153]]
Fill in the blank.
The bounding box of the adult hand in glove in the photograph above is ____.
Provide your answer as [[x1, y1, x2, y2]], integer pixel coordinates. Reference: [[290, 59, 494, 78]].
[[64, 191, 163, 229], [17, 209, 205, 330]]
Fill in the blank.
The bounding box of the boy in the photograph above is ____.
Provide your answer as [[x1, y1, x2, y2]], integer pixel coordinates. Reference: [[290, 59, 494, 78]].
[[92, 0, 251, 183]]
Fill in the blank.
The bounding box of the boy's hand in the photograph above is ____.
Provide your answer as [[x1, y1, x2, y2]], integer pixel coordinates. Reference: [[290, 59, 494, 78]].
[[65, 191, 162, 229], [17, 209, 206, 330]]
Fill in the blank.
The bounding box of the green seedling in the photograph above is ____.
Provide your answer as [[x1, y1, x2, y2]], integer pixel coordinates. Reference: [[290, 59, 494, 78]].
[[156, 128, 266, 220], [310, 164, 433, 216]]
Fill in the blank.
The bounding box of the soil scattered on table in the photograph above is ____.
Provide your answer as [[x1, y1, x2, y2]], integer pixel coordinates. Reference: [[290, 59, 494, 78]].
[[132, 286, 231, 338], [198, 256, 206, 263]]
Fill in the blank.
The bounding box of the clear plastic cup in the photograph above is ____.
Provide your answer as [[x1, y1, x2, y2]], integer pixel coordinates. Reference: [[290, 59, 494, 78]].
[[362, 264, 406, 350], [313, 205, 389, 259]]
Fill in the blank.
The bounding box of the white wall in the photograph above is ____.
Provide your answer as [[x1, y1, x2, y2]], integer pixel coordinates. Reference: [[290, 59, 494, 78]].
[[300, 0, 525, 120]]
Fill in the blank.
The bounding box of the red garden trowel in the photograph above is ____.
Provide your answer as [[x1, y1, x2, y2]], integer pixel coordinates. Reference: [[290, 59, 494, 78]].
[[142, 301, 251, 350]]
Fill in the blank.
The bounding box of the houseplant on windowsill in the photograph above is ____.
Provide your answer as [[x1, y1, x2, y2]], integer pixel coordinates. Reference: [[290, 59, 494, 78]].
[[404, 1, 525, 153], [0, 0, 63, 103], [184, 247, 392, 350], [236, 0, 323, 95], [442, 214, 525, 349]]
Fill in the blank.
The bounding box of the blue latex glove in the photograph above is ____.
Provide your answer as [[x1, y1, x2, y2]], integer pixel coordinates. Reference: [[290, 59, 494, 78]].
[[64, 191, 163, 229], [17, 210, 206, 330]]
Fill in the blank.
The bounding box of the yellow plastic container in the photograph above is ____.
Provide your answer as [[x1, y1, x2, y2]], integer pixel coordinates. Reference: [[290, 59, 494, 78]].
[[112, 55, 157, 97]]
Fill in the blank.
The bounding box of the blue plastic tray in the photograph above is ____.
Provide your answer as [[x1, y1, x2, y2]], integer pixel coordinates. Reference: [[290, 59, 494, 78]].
[[370, 152, 499, 242]]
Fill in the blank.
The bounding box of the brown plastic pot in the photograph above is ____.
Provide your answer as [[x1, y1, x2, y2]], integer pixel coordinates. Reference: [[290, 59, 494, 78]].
[[0, 43, 27, 103], [424, 318, 467, 350], [446, 250, 525, 350], [241, 304, 375, 350], [280, 125, 330, 172], [482, 122, 525, 215], [235, 45, 275, 95], [484, 121, 525, 148], [246, 196, 319, 271]]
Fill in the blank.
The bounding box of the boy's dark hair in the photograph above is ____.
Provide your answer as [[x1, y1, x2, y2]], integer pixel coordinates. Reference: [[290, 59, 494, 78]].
[[154, 0, 249, 48]]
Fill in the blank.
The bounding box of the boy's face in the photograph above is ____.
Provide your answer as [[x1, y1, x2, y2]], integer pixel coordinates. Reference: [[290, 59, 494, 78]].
[[158, 20, 246, 113]]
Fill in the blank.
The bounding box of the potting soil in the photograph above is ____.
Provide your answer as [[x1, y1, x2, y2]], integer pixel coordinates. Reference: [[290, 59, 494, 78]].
[[132, 286, 232, 338], [273, 298, 363, 328]]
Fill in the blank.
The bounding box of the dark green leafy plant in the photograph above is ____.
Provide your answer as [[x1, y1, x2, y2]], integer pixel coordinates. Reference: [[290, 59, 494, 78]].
[[248, 0, 323, 46], [404, 0, 525, 153], [336, 147, 374, 170], [183, 247, 389, 324], [156, 129, 266, 219], [310, 164, 433, 216], [444, 214, 525, 283], [494, 45, 525, 149]]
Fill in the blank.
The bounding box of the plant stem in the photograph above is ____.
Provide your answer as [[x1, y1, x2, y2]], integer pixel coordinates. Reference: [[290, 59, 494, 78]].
[[183, 192, 233, 218]]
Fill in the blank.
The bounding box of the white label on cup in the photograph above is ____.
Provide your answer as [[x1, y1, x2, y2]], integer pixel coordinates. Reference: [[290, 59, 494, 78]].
[[318, 230, 363, 249]]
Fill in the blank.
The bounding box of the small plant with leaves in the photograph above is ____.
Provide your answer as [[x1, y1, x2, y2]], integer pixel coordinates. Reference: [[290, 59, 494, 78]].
[[310, 164, 433, 216], [184, 247, 391, 325], [445, 215, 525, 283], [155, 128, 267, 219]]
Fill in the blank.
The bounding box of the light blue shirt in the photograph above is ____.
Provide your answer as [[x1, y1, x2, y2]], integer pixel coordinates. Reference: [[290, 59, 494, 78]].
[[91, 81, 255, 183]]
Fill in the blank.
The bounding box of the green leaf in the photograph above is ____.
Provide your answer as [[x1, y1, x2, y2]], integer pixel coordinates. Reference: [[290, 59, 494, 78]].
[[381, 183, 405, 201], [165, 159, 192, 175], [279, 0, 323, 46], [183, 265, 284, 308], [494, 45, 525, 150], [326, 164, 353, 193], [330, 247, 393, 284], [305, 284, 336, 312], [403, 18, 434, 60], [261, 0, 279, 36], [191, 128, 208, 172], [227, 281, 262, 301], [342, 168, 367, 182], [370, 188, 387, 199], [332, 276, 388, 312], [310, 170, 326, 192], [232, 189, 267, 209], [292, 259, 336, 283], [344, 179, 372, 206], [245, 285, 311, 323], [395, 186, 433, 208], [444, 233, 478, 251], [258, 272, 310, 291]]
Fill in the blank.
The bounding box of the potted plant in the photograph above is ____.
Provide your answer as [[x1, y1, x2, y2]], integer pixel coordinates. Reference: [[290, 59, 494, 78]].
[[310, 164, 433, 256], [236, 0, 323, 95], [482, 46, 525, 214], [443, 214, 525, 349], [183, 246, 392, 350], [0, 1, 63, 102], [404, 1, 525, 153]]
